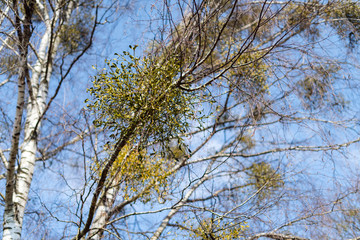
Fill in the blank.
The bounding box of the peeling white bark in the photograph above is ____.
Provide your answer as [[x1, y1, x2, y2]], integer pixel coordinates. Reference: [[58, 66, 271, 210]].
[[2, 2, 76, 239], [14, 36, 58, 228], [88, 186, 118, 240]]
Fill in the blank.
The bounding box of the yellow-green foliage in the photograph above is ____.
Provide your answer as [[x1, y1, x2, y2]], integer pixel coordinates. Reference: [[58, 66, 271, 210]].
[[240, 135, 255, 150], [187, 218, 249, 240], [229, 50, 269, 96], [326, 0, 360, 38], [335, 208, 360, 236], [86, 46, 195, 144], [60, 14, 92, 53], [250, 162, 284, 199], [0, 53, 17, 76], [93, 144, 174, 203], [284, 0, 360, 44], [285, 1, 319, 27], [298, 62, 343, 109], [299, 77, 327, 103]]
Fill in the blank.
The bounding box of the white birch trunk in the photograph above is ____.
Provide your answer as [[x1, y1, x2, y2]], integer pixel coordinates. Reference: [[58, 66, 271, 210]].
[[88, 186, 118, 240], [2, 2, 75, 239], [14, 37, 58, 229], [2, 62, 26, 240]]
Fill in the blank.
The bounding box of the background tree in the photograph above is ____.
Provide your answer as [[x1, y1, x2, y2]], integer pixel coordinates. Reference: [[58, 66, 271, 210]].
[[78, 0, 360, 239], [0, 0, 135, 239], [2, 0, 360, 239]]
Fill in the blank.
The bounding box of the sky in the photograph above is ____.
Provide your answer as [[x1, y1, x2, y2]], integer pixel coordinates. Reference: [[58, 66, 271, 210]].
[[2, 0, 360, 239]]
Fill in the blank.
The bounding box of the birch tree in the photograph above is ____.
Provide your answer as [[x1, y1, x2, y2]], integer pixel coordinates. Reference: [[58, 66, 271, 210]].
[[81, 0, 360, 239], [2, 0, 360, 239], [0, 0, 132, 239]]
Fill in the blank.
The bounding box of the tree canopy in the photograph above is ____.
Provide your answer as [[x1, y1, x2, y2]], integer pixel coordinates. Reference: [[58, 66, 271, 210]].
[[2, 0, 360, 239]]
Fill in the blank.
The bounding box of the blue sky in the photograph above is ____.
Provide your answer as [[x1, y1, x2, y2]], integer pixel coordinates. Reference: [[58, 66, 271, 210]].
[[2, 1, 360, 239]]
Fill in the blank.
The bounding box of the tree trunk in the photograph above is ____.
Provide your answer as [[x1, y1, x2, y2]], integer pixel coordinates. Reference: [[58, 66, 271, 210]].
[[88, 186, 118, 240], [2, 2, 74, 238]]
